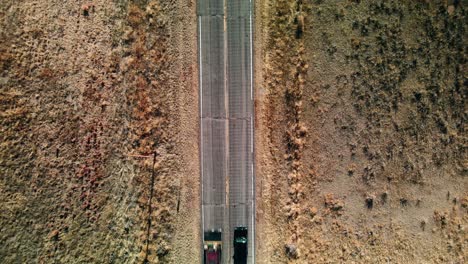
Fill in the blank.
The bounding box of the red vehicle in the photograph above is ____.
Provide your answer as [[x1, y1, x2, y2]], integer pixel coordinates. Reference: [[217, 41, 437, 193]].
[[204, 230, 222, 264], [205, 245, 221, 264]]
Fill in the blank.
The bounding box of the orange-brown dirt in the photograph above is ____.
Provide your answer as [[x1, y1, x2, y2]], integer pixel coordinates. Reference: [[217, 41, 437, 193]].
[[256, 0, 466, 263], [0, 0, 199, 263]]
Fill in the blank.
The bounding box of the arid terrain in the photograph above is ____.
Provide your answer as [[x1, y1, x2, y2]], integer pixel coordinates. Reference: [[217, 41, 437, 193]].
[[256, 0, 466, 263], [0, 0, 199, 263], [0, 0, 466, 264]]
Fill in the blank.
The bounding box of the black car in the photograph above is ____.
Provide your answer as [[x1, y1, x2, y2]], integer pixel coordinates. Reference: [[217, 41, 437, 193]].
[[233, 227, 248, 264]]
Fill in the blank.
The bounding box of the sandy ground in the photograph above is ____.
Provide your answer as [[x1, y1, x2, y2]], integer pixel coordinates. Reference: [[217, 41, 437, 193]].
[[0, 1, 199, 263], [1, 0, 466, 263], [256, 0, 466, 263]]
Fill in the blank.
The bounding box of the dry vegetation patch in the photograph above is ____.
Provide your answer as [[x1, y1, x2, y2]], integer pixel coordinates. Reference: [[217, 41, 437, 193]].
[[258, 0, 466, 263], [0, 0, 198, 263]]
